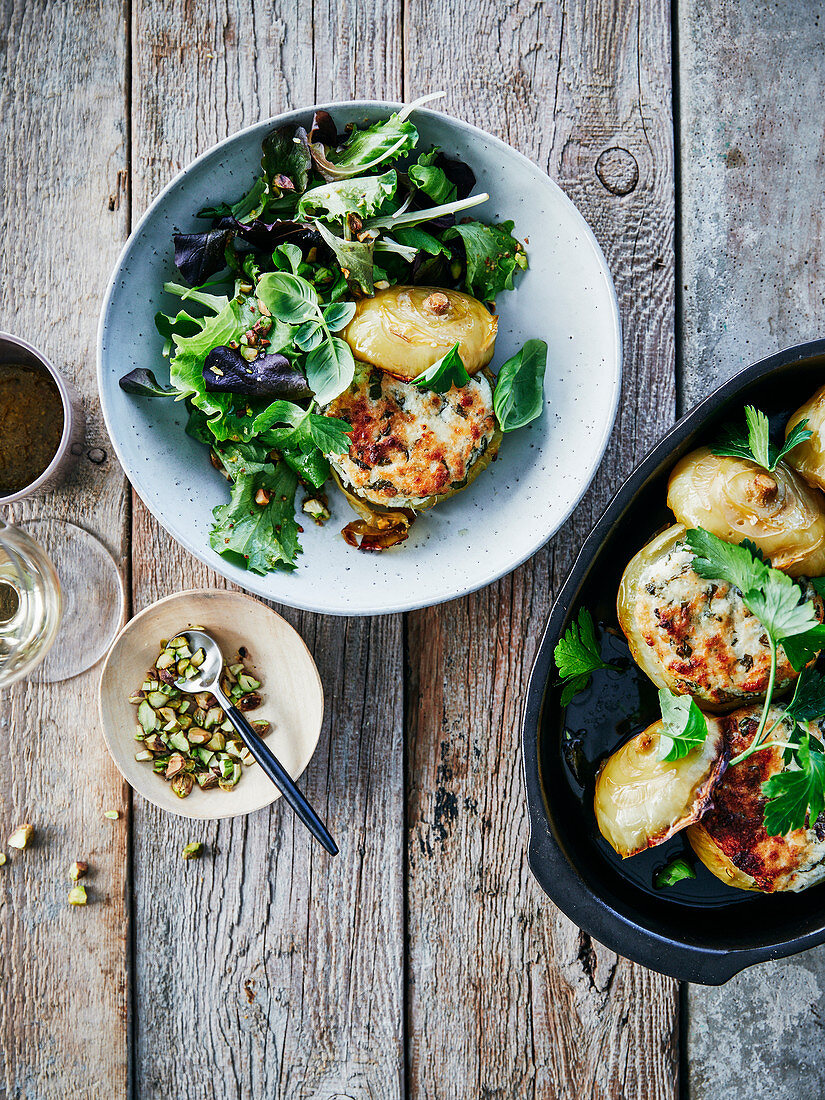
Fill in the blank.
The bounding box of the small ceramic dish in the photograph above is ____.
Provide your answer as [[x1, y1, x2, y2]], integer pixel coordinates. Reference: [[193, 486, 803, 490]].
[[98, 589, 323, 819], [0, 332, 85, 504]]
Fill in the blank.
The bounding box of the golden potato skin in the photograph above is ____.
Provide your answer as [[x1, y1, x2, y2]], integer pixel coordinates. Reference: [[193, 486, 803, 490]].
[[687, 706, 825, 893], [594, 717, 726, 858], [617, 525, 818, 710], [343, 285, 497, 380], [786, 383, 825, 492], [667, 447, 825, 577]]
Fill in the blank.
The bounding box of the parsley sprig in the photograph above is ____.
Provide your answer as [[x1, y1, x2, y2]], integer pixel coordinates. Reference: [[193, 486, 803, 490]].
[[553, 608, 616, 705], [684, 528, 825, 835], [713, 404, 812, 472]]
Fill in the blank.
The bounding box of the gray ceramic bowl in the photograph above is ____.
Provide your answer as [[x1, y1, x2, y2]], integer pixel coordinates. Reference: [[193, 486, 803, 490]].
[[97, 102, 621, 616], [0, 332, 85, 504]]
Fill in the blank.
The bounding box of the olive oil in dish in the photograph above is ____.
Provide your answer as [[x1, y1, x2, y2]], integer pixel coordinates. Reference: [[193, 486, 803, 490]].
[[0, 363, 64, 494]]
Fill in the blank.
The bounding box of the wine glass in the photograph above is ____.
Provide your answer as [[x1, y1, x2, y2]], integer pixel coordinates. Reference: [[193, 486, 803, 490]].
[[0, 516, 126, 688]]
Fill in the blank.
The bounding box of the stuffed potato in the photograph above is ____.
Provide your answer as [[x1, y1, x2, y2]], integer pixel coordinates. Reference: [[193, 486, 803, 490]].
[[667, 447, 825, 577], [343, 285, 497, 380], [786, 384, 825, 493], [594, 717, 727, 857]]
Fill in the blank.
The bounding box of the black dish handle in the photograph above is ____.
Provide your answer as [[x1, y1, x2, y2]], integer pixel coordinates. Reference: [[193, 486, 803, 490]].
[[225, 702, 338, 856]]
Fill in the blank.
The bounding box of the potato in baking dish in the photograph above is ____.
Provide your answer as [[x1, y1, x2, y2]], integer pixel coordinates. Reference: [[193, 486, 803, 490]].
[[323, 361, 500, 511], [617, 524, 823, 710], [688, 705, 825, 892]]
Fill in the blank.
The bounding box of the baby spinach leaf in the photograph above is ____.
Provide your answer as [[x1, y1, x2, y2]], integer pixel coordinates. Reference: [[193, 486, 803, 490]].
[[412, 342, 471, 394], [261, 125, 311, 196], [304, 337, 355, 406], [493, 339, 548, 432], [408, 150, 457, 204], [298, 171, 398, 223], [118, 368, 177, 397], [445, 219, 528, 301]]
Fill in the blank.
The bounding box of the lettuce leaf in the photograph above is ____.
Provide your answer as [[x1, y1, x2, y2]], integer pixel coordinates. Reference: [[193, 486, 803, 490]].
[[445, 219, 527, 301]]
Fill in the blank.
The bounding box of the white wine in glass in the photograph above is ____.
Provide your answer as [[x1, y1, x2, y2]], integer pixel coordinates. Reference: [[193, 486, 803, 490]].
[[0, 517, 62, 688]]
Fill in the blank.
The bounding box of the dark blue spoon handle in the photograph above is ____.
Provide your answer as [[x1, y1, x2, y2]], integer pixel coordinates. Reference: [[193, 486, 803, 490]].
[[225, 704, 338, 855]]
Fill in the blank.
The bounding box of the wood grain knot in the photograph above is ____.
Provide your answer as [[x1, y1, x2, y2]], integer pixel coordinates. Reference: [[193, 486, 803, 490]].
[[87, 447, 107, 464], [595, 147, 639, 195]]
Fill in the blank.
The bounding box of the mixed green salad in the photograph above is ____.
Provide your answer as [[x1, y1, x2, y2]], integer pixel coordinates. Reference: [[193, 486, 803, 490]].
[[120, 94, 544, 575]]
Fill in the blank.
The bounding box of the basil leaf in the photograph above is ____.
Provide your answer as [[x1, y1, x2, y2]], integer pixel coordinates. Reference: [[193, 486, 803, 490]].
[[272, 242, 303, 274], [293, 320, 324, 352], [119, 368, 177, 398], [493, 339, 548, 432], [412, 343, 471, 394], [657, 688, 709, 761], [304, 336, 355, 406], [256, 271, 319, 324], [654, 857, 696, 888], [322, 301, 357, 332]]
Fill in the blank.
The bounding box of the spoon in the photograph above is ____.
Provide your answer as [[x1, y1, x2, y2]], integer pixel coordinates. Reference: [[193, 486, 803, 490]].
[[174, 627, 338, 855]]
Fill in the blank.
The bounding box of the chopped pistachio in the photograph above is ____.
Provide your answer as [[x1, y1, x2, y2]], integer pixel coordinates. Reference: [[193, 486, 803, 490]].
[[205, 731, 226, 752], [237, 673, 261, 693], [128, 689, 145, 705], [0, 853, 6, 866], [155, 649, 176, 670], [165, 752, 187, 779], [8, 824, 33, 850], [69, 860, 88, 881], [228, 662, 244, 677], [68, 883, 87, 906], [167, 636, 188, 649], [182, 841, 204, 860], [187, 728, 210, 746], [302, 496, 331, 525], [196, 771, 219, 790], [251, 719, 271, 735], [170, 772, 194, 799], [147, 691, 169, 708], [238, 692, 262, 712], [103, 810, 120, 820], [177, 715, 193, 731], [190, 647, 206, 668], [135, 749, 153, 762], [137, 700, 158, 733], [204, 706, 223, 729]]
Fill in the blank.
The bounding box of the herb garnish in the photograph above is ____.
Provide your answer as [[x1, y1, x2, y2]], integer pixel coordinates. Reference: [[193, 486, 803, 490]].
[[654, 856, 696, 888], [412, 343, 471, 394], [553, 608, 615, 705], [657, 689, 709, 761], [493, 340, 548, 432], [713, 404, 812, 472]]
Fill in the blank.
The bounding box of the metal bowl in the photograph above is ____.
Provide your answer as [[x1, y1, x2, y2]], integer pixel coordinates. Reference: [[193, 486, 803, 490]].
[[522, 340, 825, 985]]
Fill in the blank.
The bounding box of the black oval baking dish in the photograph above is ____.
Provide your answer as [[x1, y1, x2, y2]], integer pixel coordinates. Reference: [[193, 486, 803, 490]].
[[522, 340, 825, 985]]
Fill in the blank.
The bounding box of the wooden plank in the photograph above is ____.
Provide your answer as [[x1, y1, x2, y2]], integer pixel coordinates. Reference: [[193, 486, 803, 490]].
[[129, 2, 406, 1096], [404, 0, 679, 1095], [678, 3, 825, 1096], [0, 1, 130, 1096]]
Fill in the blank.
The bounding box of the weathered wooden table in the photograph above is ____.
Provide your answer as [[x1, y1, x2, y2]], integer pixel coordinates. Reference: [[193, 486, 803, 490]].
[[2, 1, 824, 1096]]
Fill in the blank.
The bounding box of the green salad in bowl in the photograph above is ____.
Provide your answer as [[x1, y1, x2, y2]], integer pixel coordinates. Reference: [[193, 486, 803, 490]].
[[119, 94, 548, 575]]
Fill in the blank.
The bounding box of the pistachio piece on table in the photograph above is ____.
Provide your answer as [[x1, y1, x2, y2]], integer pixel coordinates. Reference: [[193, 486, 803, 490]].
[[8, 824, 33, 850], [69, 860, 88, 881], [68, 883, 87, 906], [103, 810, 120, 820], [0, 853, 7, 866], [182, 841, 203, 860]]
